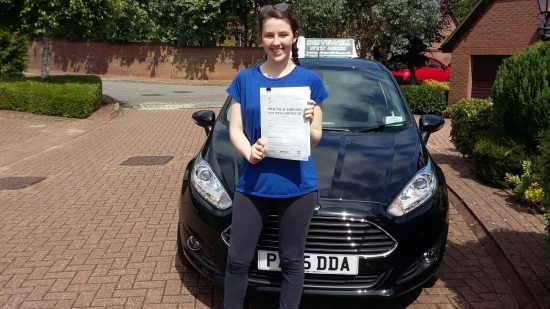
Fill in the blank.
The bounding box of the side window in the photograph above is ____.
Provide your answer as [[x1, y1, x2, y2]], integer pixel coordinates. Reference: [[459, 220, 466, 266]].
[[427, 59, 442, 69]]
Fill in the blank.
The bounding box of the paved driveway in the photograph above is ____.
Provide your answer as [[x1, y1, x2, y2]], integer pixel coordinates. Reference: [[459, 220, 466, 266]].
[[0, 107, 522, 308]]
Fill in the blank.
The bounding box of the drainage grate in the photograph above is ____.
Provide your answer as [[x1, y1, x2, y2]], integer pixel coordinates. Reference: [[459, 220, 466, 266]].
[[120, 156, 173, 166], [173, 91, 193, 94], [0, 177, 46, 190], [140, 94, 164, 96]]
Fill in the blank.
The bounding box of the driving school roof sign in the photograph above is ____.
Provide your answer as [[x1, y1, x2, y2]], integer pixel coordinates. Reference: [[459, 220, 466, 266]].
[[297, 37, 358, 58]]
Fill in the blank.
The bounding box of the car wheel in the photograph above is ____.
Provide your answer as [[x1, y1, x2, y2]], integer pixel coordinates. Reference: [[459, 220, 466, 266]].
[[177, 225, 192, 268]]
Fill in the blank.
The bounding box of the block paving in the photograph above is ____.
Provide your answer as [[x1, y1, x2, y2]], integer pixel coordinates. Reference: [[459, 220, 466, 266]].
[[0, 105, 548, 308]]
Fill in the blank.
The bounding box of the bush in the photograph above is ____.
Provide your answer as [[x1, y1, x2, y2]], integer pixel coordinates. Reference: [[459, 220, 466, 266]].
[[401, 82, 447, 115], [492, 42, 550, 151], [0, 75, 102, 118], [504, 160, 544, 211], [539, 134, 550, 259], [448, 98, 494, 156], [470, 137, 529, 188], [0, 28, 28, 77], [420, 79, 449, 91]]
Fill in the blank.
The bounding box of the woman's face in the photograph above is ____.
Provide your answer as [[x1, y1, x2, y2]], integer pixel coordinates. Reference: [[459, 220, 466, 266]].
[[260, 17, 297, 63]]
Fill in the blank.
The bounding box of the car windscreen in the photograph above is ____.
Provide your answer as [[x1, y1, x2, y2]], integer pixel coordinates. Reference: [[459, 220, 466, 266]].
[[310, 67, 408, 130]]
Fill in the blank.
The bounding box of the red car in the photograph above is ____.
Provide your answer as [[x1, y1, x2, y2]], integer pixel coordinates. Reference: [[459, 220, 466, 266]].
[[390, 56, 451, 82]]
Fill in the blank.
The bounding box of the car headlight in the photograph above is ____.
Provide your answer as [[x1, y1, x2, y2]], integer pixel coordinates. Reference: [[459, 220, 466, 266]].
[[190, 158, 232, 210], [388, 160, 437, 217]]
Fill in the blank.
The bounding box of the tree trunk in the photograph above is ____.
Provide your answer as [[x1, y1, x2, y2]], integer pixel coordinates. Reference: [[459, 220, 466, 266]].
[[407, 63, 417, 85], [41, 31, 51, 79]]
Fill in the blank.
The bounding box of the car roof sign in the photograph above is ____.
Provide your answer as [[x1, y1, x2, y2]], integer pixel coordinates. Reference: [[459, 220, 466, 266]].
[[297, 37, 358, 59]]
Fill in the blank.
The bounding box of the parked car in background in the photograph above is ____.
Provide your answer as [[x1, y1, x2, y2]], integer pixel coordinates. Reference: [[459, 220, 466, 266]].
[[178, 57, 449, 298], [389, 56, 451, 82]]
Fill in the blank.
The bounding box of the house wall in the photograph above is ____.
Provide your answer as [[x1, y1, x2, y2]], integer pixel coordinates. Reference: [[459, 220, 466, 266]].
[[447, 0, 542, 103], [26, 39, 265, 81]]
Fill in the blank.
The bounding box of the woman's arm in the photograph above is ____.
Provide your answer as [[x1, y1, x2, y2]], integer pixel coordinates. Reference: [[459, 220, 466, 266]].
[[229, 99, 265, 164], [304, 100, 323, 147]]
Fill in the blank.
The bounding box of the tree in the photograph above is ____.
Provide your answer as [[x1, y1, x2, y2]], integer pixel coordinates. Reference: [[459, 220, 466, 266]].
[[346, 0, 384, 58], [290, 0, 348, 38], [347, 0, 449, 83], [0, 28, 28, 77], [106, 0, 160, 43], [149, 0, 228, 46], [453, 0, 478, 22], [13, 0, 123, 78]]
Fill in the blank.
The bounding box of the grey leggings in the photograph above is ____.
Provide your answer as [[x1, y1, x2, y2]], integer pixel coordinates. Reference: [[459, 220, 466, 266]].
[[223, 191, 318, 309]]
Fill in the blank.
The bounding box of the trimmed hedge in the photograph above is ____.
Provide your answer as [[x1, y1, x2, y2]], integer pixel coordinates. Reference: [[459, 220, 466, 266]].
[[401, 82, 447, 115], [448, 98, 494, 157], [0, 75, 102, 118]]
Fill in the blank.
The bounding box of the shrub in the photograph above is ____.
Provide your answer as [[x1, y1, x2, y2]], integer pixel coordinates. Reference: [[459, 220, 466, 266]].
[[540, 134, 550, 210], [0, 28, 28, 77], [401, 83, 447, 115], [420, 79, 449, 91], [470, 137, 529, 188], [539, 134, 550, 259], [504, 160, 544, 211], [492, 42, 550, 151], [448, 98, 494, 156], [0, 75, 102, 118]]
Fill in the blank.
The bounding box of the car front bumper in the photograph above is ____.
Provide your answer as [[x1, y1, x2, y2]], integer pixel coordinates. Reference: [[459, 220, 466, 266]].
[[178, 179, 449, 298]]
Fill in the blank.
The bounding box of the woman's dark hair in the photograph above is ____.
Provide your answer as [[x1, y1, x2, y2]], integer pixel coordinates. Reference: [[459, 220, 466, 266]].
[[257, 4, 301, 66]]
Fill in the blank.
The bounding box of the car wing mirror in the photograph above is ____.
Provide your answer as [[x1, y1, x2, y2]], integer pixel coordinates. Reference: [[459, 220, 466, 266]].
[[419, 114, 445, 144], [192, 110, 216, 136]]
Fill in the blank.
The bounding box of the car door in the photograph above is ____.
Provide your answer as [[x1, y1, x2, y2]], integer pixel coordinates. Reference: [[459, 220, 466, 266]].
[[416, 58, 447, 82]]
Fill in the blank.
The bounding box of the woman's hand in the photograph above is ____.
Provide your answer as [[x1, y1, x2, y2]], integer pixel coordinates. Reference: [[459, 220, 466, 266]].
[[304, 100, 316, 123], [249, 138, 265, 164]]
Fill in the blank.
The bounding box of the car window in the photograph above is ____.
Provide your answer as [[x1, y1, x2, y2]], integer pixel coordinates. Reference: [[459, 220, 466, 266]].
[[313, 67, 408, 129], [222, 65, 408, 130], [426, 59, 442, 69]]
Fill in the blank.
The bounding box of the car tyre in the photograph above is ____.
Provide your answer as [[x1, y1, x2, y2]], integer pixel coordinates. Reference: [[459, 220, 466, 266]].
[[177, 225, 192, 268]]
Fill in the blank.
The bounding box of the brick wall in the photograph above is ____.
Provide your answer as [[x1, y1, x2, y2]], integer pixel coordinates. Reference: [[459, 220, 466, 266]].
[[27, 39, 265, 81], [447, 0, 542, 103]]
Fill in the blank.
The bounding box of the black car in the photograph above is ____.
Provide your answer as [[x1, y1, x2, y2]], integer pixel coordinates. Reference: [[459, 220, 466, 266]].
[[178, 58, 448, 298]]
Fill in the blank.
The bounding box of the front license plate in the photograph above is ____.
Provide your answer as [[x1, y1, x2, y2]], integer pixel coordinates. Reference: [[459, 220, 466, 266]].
[[257, 250, 358, 275]]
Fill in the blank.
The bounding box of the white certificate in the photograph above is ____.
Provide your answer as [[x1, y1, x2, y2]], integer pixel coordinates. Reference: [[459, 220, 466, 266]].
[[260, 86, 311, 161]]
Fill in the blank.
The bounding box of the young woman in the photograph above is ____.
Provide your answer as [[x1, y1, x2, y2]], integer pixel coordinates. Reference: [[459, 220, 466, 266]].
[[223, 3, 328, 309]]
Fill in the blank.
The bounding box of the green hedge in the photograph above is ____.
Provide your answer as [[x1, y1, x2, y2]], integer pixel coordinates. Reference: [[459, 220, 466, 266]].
[[448, 98, 494, 157], [401, 82, 447, 115], [0, 75, 102, 118]]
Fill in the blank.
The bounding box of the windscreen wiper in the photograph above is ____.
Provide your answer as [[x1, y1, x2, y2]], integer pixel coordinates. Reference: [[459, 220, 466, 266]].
[[322, 127, 350, 131], [353, 121, 407, 133]]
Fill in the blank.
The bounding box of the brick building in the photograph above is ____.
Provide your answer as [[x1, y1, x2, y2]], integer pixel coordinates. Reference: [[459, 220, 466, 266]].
[[440, 0, 544, 103]]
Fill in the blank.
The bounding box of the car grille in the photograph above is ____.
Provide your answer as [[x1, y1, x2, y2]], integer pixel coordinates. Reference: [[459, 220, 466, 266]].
[[221, 215, 396, 290], [255, 214, 397, 257], [248, 269, 384, 289]]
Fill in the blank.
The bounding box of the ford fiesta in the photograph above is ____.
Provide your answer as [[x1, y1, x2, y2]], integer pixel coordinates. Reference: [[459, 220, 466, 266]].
[[177, 57, 449, 298]]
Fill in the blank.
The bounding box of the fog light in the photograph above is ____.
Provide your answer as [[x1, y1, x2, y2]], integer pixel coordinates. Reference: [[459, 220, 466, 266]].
[[421, 248, 437, 263], [188, 236, 201, 251]]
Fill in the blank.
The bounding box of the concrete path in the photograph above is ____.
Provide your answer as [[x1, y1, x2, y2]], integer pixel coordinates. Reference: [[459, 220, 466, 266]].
[[0, 97, 548, 308]]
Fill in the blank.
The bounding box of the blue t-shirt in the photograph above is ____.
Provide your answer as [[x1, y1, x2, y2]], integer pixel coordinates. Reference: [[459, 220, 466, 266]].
[[227, 65, 329, 198]]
